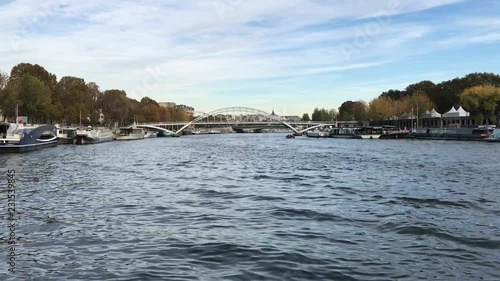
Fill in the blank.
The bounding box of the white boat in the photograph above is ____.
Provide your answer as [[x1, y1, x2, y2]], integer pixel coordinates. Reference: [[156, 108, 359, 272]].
[[359, 134, 382, 139], [144, 131, 158, 138], [208, 129, 221, 134], [487, 128, 500, 142], [115, 125, 145, 141], [306, 130, 328, 138], [1, 122, 58, 153], [75, 127, 114, 144]]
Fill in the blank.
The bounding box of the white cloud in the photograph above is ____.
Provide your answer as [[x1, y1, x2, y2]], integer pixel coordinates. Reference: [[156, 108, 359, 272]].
[[0, 0, 496, 114]]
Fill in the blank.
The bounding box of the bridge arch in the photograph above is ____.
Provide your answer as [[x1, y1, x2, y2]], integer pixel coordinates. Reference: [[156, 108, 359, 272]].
[[136, 124, 176, 135], [176, 107, 280, 134]]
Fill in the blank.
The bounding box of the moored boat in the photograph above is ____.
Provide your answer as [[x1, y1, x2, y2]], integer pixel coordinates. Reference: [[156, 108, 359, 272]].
[[487, 128, 500, 142], [329, 127, 360, 139], [330, 126, 386, 139], [157, 131, 176, 137], [115, 125, 145, 141], [0, 123, 57, 153], [75, 127, 114, 145], [144, 131, 158, 138], [306, 130, 329, 138], [412, 126, 494, 141], [55, 125, 78, 144]]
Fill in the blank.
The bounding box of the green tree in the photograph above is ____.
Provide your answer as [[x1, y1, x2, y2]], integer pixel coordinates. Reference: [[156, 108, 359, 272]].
[[0, 82, 20, 122], [301, 113, 310, 121], [311, 108, 321, 121], [86, 82, 102, 123], [311, 108, 338, 121], [0, 70, 8, 90], [10, 63, 57, 93], [328, 108, 338, 121], [338, 101, 367, 121], [17, 75, 52, 123], [381, 89, 406, 100]]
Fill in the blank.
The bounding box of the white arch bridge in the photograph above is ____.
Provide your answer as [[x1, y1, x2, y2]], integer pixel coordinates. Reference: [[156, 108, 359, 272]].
[[139, 107, 335, 136]]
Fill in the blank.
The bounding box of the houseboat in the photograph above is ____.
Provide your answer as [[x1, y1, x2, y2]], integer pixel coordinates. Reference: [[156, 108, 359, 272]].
[[115, 125, 145, 141], [306, 130, 329, 138], [487, 128, 500, 142], [412, 126, 494, 141], [330, 126, 386, 139], [75, 127, 114, 144], [55, 126, 78, 144], [0, 122, 57, 153]]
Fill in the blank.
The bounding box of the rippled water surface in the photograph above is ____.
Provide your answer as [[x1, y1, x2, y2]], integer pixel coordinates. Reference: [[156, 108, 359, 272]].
[[1, 134, 499, 280]]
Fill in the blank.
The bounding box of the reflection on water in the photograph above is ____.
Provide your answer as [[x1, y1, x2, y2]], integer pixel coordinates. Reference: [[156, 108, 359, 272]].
[[1, 134, 499, 280]]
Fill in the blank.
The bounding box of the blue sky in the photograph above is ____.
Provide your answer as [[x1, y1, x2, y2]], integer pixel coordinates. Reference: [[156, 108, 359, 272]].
[[1, 0, 500, 116]]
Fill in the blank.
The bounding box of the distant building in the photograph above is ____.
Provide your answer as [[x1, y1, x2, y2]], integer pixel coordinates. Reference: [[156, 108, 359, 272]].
[[281, 116, 301, 122], [175, 104, 195, 116], [158, 102, 176, 108]]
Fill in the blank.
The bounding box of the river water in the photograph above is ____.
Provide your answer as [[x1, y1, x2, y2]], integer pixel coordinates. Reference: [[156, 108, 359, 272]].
[[1, 134, 499, 280]]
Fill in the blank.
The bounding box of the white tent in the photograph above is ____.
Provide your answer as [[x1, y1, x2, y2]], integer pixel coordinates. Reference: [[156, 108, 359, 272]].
[[442, 106, 459, 118], [422, 108, 441, 118], [456, 106, 470, 117]]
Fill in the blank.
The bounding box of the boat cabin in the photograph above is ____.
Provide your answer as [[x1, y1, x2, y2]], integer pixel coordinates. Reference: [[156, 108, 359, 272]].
[[118, 127, 144, 136], [0, 123, 22, 144]]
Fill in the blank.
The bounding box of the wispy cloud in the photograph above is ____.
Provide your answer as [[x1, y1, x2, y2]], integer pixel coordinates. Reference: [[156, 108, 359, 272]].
[[0, 0, 498, 114]]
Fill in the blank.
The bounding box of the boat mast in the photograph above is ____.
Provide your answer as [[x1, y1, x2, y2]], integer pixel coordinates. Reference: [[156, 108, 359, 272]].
[[411, 105, 414, 131], [416, 103, 419, 129]]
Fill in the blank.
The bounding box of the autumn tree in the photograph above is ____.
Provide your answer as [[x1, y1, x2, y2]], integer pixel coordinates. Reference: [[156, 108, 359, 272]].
[[138, 97, 162, 122], [100, 89, 130, 125], [379, 73, 500, 113], [461, 85, 500, 125], [56, 76, 93, 124], [400, 91, 434, 116], [174, 108, 189, 122], [367, 96, 396, 122], [159, 106, 173, 121], [140, 97, 159, 106]]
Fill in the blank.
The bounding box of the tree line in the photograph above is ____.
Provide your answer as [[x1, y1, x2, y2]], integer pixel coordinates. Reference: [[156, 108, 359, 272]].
[[0, 63, 191, 125], [302, 72, 500, 124]]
